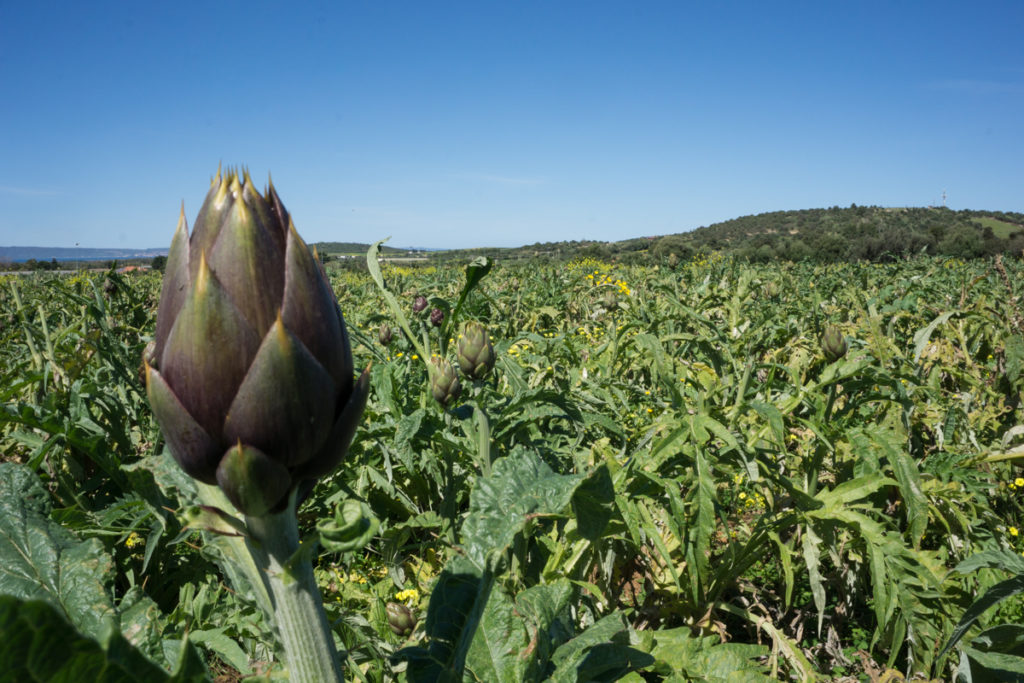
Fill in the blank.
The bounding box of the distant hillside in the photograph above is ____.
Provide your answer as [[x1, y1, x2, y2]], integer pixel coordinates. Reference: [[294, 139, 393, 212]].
[[429, 206, 1024, 264], [0, 246, 168, 263], [649, 206, 1024, 262], [313, 241, 424, 256], [0, 242, 427, 265]]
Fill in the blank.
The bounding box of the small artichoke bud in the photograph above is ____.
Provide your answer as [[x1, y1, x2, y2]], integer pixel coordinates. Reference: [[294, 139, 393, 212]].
[[412, 295, 427, 313], [457, 322, 495, 380], [386, 602, 417, 636], [821, 325, 848, 362], [429, 308, 444, 327], [144, 169, 369, 516], [429, 356, 461, 407], [764, 281, 780, 299], [378, 323, 393, 347], [602, 289, 617, 310]]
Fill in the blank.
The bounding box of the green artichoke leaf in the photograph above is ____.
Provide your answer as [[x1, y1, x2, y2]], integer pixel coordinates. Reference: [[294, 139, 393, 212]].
[[222, 319, 336, 468], [160, 255, 261, 442], [296, 366, 370, 481], [206, 186, 285, 337], [216, 443, 293, 517], [248, 174, 289, 255], [152, 210, 191, 363], [187, 172, 234, 277], [281, 222, 351, 391], [146, 366, 222, 484]]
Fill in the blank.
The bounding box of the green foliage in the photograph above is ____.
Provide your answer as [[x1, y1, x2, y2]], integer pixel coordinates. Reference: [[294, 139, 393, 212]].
[[3, 253, 1024, 680], [0, 596, 208, 682]]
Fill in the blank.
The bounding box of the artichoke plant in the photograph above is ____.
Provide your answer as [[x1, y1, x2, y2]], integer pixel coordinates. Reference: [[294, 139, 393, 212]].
[[429, 356, 462, 407], [821, 325, 848, 363], [457, 321, 495, 380], [145, 169, 368, 516], [386, 602, 417, 636], [145, 169, 368, 681]]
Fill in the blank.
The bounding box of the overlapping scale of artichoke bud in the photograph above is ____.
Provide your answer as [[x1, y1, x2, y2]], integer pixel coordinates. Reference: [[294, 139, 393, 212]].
[[145, 169, 369, 516], [457, 322, 495, 380], [428, 356, 461, 407], [821, 325, 848, 363]]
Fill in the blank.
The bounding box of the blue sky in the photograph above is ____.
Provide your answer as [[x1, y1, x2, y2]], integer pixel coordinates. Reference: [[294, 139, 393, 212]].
[[1, 1, 1022, 250]]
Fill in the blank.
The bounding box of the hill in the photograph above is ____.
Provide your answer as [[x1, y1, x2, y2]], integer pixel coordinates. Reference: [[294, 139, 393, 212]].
[[428, 206, 1024, 264], [313, 242, 426, 256], [0, 246, 168, 263]]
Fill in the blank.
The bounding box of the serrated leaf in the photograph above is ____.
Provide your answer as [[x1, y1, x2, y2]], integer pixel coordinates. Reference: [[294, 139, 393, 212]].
[[399, 450, 605, 682], [801, 525, 827, 637], [941, 576, 1024, 661], [400, 556, 493, 683], [962, 645, 1024, 679], [464, 587, 530, 682], [395, 408, 426, 451], [571, 464, 614, 541], [514, 580, 575, 664], [812, 471, 894, 511], [460, 448, 584, 569], [0, 462, 118, 639], [189, 627, 251, 675], [913, 311, 955, 361], [0, 595, 192, 683], [643, 627, 771, 681], [117, 586, 171, 669], [548, 613, 653, 682], [953, 549, 1024, 576], [860, 427, 928, 547]]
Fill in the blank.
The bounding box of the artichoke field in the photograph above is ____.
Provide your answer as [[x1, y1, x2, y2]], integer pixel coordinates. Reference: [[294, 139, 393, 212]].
[[2, 192, 1024, 681]]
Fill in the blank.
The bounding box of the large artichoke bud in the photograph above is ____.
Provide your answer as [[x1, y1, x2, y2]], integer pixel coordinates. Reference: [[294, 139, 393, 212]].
[[457, 322, 495, 380], [428, 356, 461, 407], [820, 325, 848, 363], [145, 169, 369, 516], [378, 323, 393, 347]]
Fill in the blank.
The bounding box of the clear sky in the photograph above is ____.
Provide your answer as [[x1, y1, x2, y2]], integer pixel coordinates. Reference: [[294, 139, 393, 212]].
[[1, 1, 1022, 250]]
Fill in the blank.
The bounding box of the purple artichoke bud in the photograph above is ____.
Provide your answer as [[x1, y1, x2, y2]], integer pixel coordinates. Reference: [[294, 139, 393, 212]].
[[821, 325, 848, 362], [457, 322, 495, 380], [412, 296, 427, 313], [386, 602, 417, 636], [428, 356, 461, 407], [144, 169, 369, 516], [429, 308, 444, 327], [378, 323, 393, 347]]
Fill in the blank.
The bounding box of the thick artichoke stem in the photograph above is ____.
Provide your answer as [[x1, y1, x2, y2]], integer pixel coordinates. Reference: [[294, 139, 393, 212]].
[[245, 506, 343, 683]]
